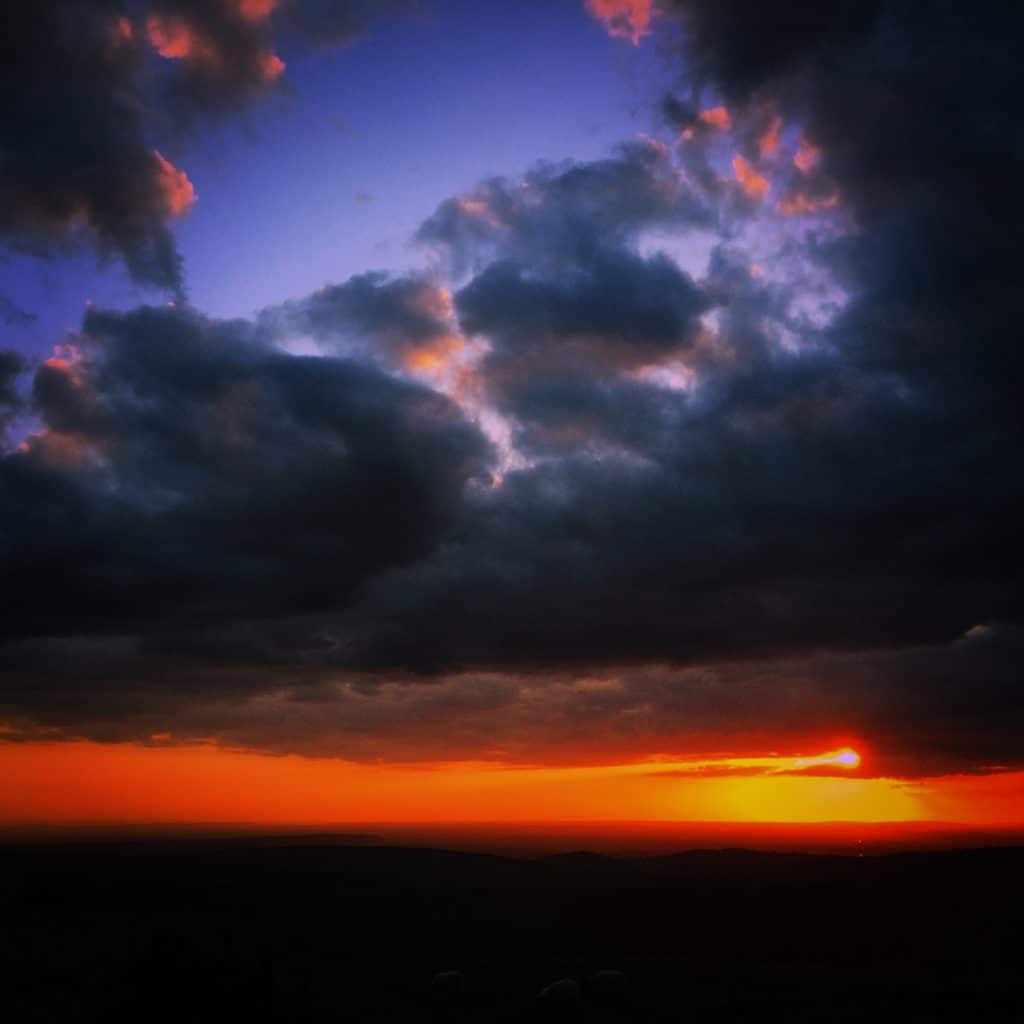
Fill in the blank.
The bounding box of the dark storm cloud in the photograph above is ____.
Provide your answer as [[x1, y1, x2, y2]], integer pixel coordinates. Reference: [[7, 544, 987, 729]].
[[456, 247, 708, 454], [659, 0, 885, 100], [457, 249, 706, 361], [0, 351, 25, 399], [0, 1, 413, 289], [0, 350, 26, 442], [2, 621, 1019, 777], [283, 0, 1021, 765], [659, 0, 1024, 599], [656, 0, 1024, 421], [2, 2, 187, 290], [0, 303, 490, 640]]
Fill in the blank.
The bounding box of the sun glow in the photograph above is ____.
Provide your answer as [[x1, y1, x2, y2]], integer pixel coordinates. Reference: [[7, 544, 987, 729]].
[[791, 747, 861, 771]]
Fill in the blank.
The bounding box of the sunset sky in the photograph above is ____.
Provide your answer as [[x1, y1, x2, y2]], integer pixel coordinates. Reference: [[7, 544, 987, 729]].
[[2, 0, 1022, 830]]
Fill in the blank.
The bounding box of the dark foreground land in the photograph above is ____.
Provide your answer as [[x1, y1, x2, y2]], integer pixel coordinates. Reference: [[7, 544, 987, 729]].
[[1, 838, 1022, 1022]]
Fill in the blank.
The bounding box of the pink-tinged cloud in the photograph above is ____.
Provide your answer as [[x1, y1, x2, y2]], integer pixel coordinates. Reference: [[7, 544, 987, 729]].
[[259, 52, 286, 81], [732, 155, 770, 200], [153, 151, 197, 218], [401, 334, 465, 377], [759, 115, 782, 155], [795, 136, 821, 172], [147, 10, 286, 92], [409, 282, 456, 322], [585, 0, 654, 44], [41, 344, 86, 383], [18, 430, 99, 469], [456, 196, 503, 228], [114, 17, 133, 42], [697, 106, 732, 131], [236, 0, 278, 23], [22, 345, 99, 467], [777, 191, 839, 216], [146, 14, 209, 60]]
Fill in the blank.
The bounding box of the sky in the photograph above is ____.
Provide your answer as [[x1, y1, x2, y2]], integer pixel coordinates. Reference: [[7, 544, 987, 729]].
[[2, 0, 1023, 829]]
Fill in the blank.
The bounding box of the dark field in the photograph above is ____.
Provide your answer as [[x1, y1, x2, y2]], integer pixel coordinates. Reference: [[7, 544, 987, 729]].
[[1, 837, 1022, 1022]]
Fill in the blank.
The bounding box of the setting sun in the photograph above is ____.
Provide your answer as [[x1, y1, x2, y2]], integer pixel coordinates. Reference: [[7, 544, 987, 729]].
[[790, 748, 862, 772]]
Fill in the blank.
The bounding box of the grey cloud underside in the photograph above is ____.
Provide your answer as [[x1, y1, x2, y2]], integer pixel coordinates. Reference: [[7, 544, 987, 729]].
[[1, 626, 1021, 778], [2, 305, 490, 635], [1, 2, 1022, 772], [0, 350, 26, 442]]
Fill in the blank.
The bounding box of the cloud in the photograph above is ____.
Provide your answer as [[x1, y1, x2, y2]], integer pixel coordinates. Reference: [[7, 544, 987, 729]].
[[236, 0, 278, 24], [2, 3, 186, 290], [265, 271, 456, 366], [1, 302, 491, 643], [455, 247, 708, 454], [758, 115, 782, 156], [658, 0, 885, 100], [793, 136, 820, 173], [416, 138, 708, 277], [6, 86, 1023, 773], [776, 190, 838, 217], [0, 350, 26, 443], [584, 0, 655, 44], [732, 155, 770, 200], [0, 1, 414, 290], [696, 106, 731, 132], [153, 151, 198, 217], [3, 622, 1022, 777]]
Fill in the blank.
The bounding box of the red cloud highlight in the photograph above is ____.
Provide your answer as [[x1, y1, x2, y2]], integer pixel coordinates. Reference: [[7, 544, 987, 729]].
[[585, 0, 654, 44], [259, 52, 286, 81], [236, 0, 277, 23], [698, 106, 731, 131], [153, 151, 197, 217], [777, 191, 839, 216], [732, 155, 770, 200], [795, 136, 821, 172], [146, 13, 222, 62], [759, 115, 782, 155], [147, 14, 193, 58]]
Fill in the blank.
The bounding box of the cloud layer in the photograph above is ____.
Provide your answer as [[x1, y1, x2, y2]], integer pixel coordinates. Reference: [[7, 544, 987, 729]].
[[1, 1, 1021, 777]]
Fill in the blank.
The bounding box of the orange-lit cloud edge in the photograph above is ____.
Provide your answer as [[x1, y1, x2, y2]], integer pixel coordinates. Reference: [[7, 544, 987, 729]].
[[584, 0, 654, 45], [3, 738, 1022, 829]]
